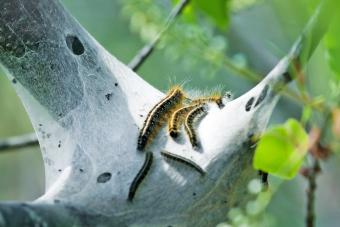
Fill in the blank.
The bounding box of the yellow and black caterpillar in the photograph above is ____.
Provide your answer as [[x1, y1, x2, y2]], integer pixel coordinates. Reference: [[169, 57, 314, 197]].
[[137, 86, 185, 151]]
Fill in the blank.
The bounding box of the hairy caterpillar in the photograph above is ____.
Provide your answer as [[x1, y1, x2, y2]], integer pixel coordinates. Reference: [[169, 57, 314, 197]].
[[191, 91, 232, 108], [168, 91, 232, 139], [137, 86, 185, 151], [161, 150, 205, 175], [128, 151, 153, 201], [168, 104, 200, 138], [184, 104, 208, 149]]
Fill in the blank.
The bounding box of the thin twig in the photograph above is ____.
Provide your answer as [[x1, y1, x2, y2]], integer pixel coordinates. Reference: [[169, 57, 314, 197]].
[[305, 109, 332, 227], [0, 133, 38, 151], [128, 0, 190, 71], [305, 158, 320, 227]]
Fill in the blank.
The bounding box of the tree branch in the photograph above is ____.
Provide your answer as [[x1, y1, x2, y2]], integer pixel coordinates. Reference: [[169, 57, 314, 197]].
[[305, 158, 320, 227], [0, 133, 38, 152], [128, 0, 190, 71], [0, 0, 336, 226], [304, 114, 332, 227]]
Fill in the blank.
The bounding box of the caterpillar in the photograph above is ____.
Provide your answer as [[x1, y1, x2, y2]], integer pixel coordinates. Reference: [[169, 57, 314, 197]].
[[191, 91, 232, 108], [184, 104, 208, 149], [161, 150, 205, 175], [137, 86, 185, 151], [128, 151, 153, 201], [168, 91, 232, 139], [168, 104, 200, 138]]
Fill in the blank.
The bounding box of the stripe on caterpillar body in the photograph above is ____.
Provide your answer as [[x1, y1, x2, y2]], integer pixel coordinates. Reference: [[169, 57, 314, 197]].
[[168, 104, 200, 138], [191, 91, 232, 108], [128, 151, 153, 201], [161, 150, 205, 175], [137, 86, 185, 151], [184, 104, 208, 149]]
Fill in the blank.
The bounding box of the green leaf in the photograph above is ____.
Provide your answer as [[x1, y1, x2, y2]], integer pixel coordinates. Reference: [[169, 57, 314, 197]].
[[325, 5, 340, 81], [171, 0, 229, 29], [253, 119, 309, 179], [171, 0, 198, 23], [194, 0, 229, 29]]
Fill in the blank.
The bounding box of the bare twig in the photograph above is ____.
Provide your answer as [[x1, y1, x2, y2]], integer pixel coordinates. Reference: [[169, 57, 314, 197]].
[[304, 112, 332, 227], [305, 158, 320, 227], [0, 133, 38, 151], [128, 0, 190, 71]]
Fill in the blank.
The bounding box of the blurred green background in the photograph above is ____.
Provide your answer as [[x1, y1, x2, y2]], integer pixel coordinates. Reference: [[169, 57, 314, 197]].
[[0, 0, 339, 226]]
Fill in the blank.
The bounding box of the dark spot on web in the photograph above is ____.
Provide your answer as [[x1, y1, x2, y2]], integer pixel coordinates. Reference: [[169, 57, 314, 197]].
[[245, 97, 254, 111], [12, 78, 17, 84], [79, 168, 84, 173], [105, 93, 113, 101], [254, 85, 269, 107], [66, 35, 84, 55], [114, 83, 118, 87], [97, 172, 112, 183]]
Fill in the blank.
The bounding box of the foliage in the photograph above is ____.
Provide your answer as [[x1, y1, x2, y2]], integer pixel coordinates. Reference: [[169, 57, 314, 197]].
[[121, 0, 245, 82], [325, 10, 340, 106], [253, 119, 309, 179], [187, 0, 229, 29]]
